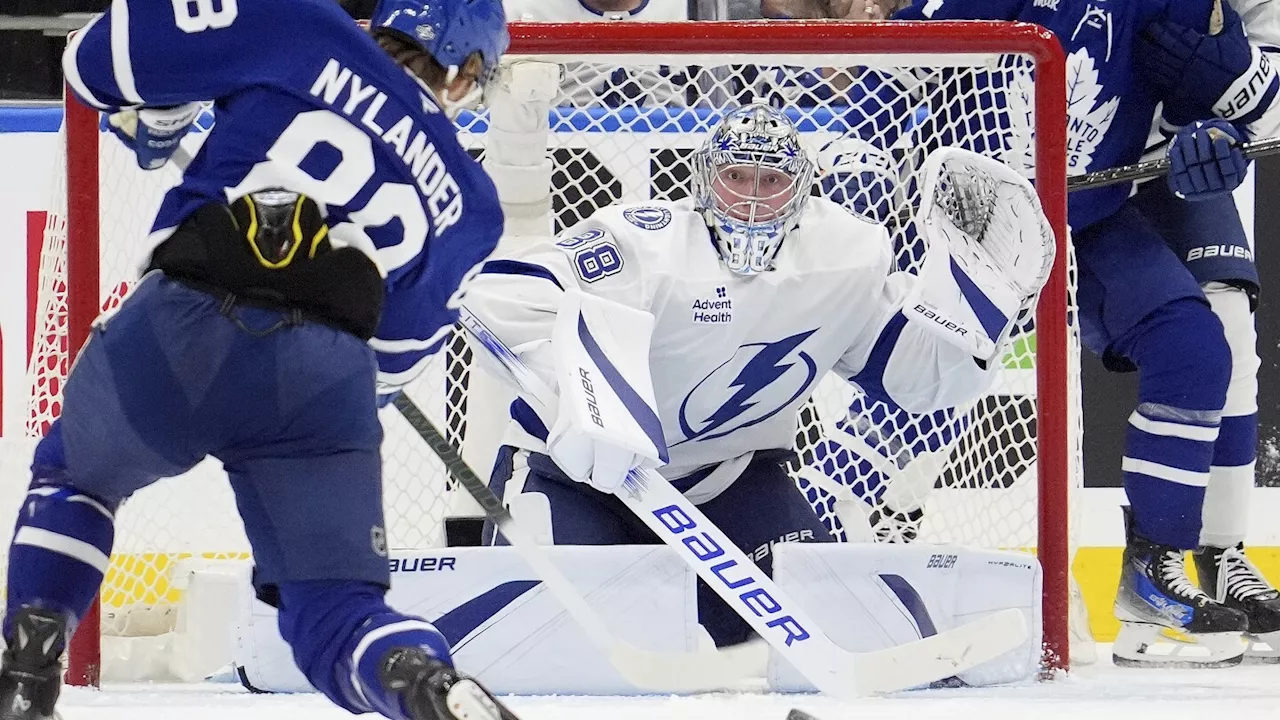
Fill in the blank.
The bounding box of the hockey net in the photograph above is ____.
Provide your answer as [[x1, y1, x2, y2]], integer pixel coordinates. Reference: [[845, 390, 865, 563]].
[[20, 21, 1074, 684]]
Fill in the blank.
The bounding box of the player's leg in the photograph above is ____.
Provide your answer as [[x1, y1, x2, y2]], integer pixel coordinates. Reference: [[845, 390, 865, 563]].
[[695, 450, 835, 646], [0, 275, 220, 718], [1075, 202, 1246, 667], [215, 314, 512, 720], [1132, 182, 1279, 658]]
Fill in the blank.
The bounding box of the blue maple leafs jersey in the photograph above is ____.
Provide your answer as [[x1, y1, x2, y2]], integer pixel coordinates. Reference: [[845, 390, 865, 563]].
[[894, 0, 1221, 230], [64, 0, 503, 391]]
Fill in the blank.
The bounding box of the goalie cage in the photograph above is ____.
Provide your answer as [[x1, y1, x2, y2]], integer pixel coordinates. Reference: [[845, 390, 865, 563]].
[[15, 21, 1075, 686]]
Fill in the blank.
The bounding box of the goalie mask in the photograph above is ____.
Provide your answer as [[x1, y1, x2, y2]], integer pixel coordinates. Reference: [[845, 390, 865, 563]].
[[693, 104, 815, 277]]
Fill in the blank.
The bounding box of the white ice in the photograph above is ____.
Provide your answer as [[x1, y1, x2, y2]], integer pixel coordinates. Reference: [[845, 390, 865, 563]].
[[55, 645, 1280, 720]]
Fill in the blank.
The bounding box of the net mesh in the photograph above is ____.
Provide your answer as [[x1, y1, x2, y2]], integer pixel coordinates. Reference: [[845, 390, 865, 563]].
[[19, 43, 1077, 667]]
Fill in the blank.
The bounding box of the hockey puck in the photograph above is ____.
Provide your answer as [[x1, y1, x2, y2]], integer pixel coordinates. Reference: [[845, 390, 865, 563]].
[[787, 710, 821, 720]]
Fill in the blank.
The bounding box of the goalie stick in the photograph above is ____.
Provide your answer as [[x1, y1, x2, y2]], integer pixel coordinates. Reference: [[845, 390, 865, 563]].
[[453, 305, 1029, 697], [390, 391, 754, 694]]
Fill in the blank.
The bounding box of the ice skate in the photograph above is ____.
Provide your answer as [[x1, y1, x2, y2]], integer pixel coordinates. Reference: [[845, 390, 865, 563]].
[[0, 607, 67, 720], [379, 647, 518, 720], [1195, 543, 1280, 663], [1112, 510, 1247, 668]]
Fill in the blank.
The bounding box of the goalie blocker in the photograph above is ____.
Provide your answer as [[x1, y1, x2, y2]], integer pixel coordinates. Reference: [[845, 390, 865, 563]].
[[232, 543, 1041, 694]]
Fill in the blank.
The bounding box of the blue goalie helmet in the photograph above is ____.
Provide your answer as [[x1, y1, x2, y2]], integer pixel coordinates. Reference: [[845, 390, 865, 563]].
[[692, 104, 815, 277], [371, 0, 509, 81]]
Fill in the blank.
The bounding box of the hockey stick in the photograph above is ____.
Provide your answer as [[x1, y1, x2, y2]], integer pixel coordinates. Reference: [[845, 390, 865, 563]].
[[455, 306, 1029, 697], [1068, 136, 1280, 190], [389, 391, 754, 694]]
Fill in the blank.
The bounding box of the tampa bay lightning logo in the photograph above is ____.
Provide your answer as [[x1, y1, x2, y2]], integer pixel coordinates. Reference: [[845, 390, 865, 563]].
[[622, 206, 673, 230], [674, 329, 818, 446]]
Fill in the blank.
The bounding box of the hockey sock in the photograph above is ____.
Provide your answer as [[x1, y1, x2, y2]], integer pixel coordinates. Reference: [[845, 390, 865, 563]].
[[1112, 297, 1231, 549], [5, 427, 117, 644], [1201, 413, 1257, 547], [1201, 284, 1259, 548], [277, 580, 453, 720]]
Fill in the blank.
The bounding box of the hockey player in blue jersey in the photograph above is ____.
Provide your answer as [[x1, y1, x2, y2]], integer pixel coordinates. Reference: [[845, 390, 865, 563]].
[[1130, 0, 1280, 661], [0, 0, 514, 719], [858, 0, 1271, 666]]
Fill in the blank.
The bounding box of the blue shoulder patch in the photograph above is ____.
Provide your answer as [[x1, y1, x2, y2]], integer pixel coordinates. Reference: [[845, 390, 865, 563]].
[[622, 206, 673, 231]]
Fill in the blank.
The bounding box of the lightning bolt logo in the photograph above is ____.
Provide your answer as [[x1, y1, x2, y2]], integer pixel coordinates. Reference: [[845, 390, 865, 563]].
[[676, 329, 818, 445]]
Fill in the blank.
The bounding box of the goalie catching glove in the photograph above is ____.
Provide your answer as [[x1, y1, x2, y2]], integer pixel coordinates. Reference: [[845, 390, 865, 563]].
[[903, 148, 1055, 365], [547, 289, 668, 494]]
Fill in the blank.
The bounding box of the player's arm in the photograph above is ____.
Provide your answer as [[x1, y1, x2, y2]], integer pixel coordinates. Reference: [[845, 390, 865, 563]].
[[835, 149, 1054, 412], [1137, 0, 1280, 136], [65, 0, 291, 167], [65, 0, 287, 111], [1230, 0, 1280, 138]]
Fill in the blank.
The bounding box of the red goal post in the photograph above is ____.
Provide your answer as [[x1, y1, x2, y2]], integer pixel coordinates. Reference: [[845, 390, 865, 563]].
[[46, 20, 1069, 685]]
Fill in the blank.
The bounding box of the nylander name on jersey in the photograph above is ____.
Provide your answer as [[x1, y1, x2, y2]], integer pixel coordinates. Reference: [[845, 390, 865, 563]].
[[64, 0, 504, 390], [307, 59, 464, 237]]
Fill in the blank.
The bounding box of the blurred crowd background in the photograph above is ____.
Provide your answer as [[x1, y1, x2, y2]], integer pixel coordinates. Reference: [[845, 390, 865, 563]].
[[0, 0, 863, 101]]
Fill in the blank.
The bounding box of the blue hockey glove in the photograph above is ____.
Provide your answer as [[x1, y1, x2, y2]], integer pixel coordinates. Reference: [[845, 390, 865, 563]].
[[1167, 119, 1249, 200], [1136, 3, 1277, 128], [107, 103, 203, 170]]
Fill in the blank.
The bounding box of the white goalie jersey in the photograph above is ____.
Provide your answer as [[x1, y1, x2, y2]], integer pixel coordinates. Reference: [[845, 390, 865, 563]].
[[465, 196, 993, 481]]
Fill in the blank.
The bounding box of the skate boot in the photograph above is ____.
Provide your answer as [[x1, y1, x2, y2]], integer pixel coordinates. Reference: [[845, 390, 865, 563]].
[[1112, 509, 1247, 668], [0, 607, 68, 720], [1194, 544, 1280, 663], [379, 647, 518, 720]]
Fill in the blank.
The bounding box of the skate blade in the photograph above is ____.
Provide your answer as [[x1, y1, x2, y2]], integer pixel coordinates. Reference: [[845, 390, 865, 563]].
[[1242, 631, 1280, 665], [1111, 623, 1246, 668]]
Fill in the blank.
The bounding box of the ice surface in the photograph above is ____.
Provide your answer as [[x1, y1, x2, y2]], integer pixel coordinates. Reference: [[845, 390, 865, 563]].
[[57, 645, 1279, 720]]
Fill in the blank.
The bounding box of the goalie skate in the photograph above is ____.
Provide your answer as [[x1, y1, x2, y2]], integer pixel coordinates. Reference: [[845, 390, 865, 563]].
[[1112, 510, 1247, 668], [1194, 544, 1280, 664]]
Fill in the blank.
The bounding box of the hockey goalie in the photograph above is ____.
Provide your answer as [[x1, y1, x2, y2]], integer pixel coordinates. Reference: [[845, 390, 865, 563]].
[[467, 105, 1053, 682]]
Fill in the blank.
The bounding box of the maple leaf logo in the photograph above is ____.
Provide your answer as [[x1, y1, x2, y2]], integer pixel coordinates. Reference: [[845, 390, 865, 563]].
[[1064, 47, 1120, 175]]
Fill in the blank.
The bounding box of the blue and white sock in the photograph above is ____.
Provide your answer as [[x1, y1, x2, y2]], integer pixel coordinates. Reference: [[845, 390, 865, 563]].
[[5, 480, 115, 643]]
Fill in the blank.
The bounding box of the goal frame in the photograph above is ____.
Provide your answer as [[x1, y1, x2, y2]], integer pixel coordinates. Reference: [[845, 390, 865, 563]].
[[56, 20, 1069, 685]]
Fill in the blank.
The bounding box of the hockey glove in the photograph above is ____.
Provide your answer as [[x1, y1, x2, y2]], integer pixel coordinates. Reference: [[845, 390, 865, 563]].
[[904, 148, 1054, 364], [107, 102, 203, 170], [547, 290, 667, 494], [1136, 3, 1278, 128], [1167, 119, 1249, 200]]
